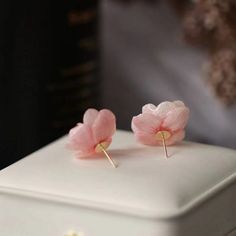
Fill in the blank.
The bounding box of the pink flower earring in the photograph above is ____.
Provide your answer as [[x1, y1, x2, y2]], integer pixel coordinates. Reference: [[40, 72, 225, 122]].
[[131, 101, 190, 158], [68, 108, 117, 168]]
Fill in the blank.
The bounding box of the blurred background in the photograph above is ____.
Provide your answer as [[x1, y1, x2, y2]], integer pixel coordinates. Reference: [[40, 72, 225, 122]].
[[1, 0, 236, 169]]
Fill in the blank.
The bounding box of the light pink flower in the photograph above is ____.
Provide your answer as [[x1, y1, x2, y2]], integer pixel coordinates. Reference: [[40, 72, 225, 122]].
[[68, 108, 116, 157], [131, 101, 190, 146]]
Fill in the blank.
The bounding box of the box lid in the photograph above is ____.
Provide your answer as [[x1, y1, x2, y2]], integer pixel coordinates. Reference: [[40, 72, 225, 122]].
[[0, 130, 236, 219]]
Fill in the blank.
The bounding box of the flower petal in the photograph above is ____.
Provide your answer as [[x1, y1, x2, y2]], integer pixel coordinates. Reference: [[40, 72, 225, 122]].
[[165, 130, 185, 145], [142, 103, 156, 114], [68, 124, 95, 153], [134, 131, 158, 146], [83, 108, 99, 125], [69, 123, 83, 136], [155, 101, 177, 118], [173, 100, 185, 108], [163, 107, 190, 131], [131, 113, 161, 134], [92, 109, 116, 143]]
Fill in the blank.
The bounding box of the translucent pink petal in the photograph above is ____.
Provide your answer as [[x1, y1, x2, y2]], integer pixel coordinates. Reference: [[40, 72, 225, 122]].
[[142, 104, 156, 114], [92, 109, 116, 143], [131, 113, 161, 134], [83, 108, 99, 125], [68, 124, 95, 153], [132, 101, 189, 147], [69, 123, 83, 136], [173, 100, 185, 108], [163, 107, 190, 131], [165, 130, 185, 145], [134, 131, 158, 146], [155, 101, 176, 118]]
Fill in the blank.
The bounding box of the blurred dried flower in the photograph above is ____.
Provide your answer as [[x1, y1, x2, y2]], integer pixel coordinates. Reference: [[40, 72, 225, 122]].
[[208, 49, 236, 105], [113, 0, 236, 104]]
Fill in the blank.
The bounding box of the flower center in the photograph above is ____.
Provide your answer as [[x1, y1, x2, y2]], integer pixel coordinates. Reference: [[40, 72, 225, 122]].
[[95, 142, 110, 153], [155, 130, 171, 141]]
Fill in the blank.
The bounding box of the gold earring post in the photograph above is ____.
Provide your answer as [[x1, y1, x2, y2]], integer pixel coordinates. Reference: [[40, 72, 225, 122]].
[[98, 143, 117, 168], [160, 131, 169, 159], [156, 131, 170, 159]]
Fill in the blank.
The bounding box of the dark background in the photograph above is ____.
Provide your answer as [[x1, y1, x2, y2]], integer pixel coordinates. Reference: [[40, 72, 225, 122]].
[[0, 0, 99, 169]]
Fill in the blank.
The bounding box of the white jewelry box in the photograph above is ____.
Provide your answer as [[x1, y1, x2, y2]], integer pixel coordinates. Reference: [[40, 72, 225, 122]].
[[0, 130, 236, 236]]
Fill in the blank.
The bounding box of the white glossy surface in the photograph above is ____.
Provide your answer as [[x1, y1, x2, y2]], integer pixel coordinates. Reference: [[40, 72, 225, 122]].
[[0, 130, 236, 219]]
